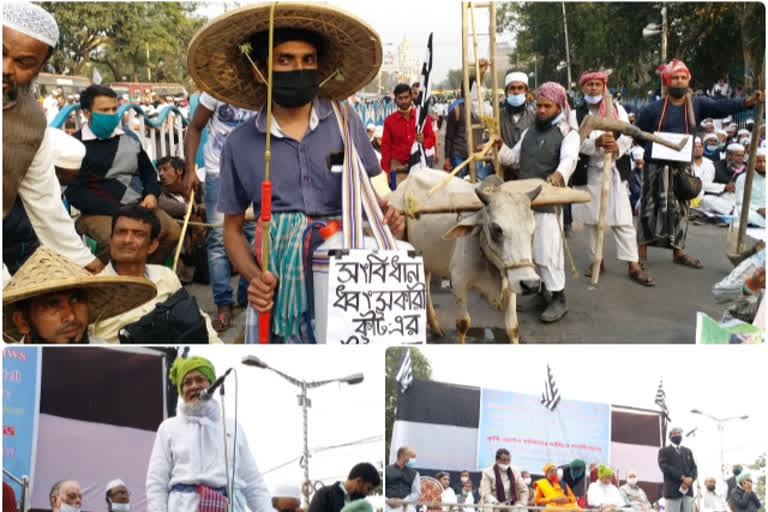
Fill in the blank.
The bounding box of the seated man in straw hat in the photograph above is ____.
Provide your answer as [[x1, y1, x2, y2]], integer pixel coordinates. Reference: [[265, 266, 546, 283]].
[[187, 3, 405, 341], [89, 205, 222, 343], [146, 356, 272, 512], [2, 247, 156, 343]]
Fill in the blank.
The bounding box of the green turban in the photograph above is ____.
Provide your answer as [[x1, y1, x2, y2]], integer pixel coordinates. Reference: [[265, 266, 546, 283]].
[[570, 459, 586, 470], [597, 465, 614, 479], [736, 472, 752, 484], [169, 356, 216, 395]]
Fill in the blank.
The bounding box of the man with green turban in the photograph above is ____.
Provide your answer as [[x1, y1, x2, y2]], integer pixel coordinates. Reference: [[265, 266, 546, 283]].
[[560, 459, 588, 505], [146, 356, 272, 512], [728, 473, 761, 512], [587, 465, 626, 509]]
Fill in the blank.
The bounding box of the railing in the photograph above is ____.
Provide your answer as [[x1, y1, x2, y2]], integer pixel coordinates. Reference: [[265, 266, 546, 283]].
[[394, 500, 639, 512], [3, 468, 30, 512], [353, 99, 397, 127], [50, 104, 189, 162]]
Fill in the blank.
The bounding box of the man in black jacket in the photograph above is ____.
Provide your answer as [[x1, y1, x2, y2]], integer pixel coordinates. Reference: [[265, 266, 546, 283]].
[[725, 465, 743, 502], [658, 427, 698, 512], [308, 462, 380, 512]]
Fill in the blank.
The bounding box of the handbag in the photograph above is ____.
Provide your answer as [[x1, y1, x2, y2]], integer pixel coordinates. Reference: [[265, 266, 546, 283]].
[[673, 166, 702, 201], [118, 288, 209, 343]]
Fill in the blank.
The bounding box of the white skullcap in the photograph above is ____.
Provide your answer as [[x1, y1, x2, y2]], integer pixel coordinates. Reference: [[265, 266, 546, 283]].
[[3, 2, 60, 47], [739, 137, 751, 147], [700, 119, 713, 127], [50, 128, 86, 169], [756, 147, 766, 157], [105, 479, 126, 493], [373, 125, 384, 138], [703, 133, 719, 142], [505, 71, 528, 88], [726, 124, 737, 131], [694, 136, 702, 144], [716, 129, 728, 136], [723, 115, 733, 123], [738, 128, 751, 136], [366, 123, 375, 130], [727, 143, 745, 153], [272, 483, 301, 500], [631, 146, 645, 160], [746, 118, 755, 125]]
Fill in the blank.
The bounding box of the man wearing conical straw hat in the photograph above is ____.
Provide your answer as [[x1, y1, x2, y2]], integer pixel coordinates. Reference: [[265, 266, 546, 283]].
[[2, 247, 157, 343], [187, 2, 406, 342]]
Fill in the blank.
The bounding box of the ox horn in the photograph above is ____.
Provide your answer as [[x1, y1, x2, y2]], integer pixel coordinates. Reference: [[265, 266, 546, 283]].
[[527, 184, 543, 202]]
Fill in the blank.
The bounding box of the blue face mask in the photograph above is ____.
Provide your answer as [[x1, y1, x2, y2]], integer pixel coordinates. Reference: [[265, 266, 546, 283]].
[[406, 458, 416, 468], [551, 112, 565, 125], [507, 93, 527, 107], [90, 111, 121, 138], [584, 94, 603, 105], [572, 471, 584, 479], [705, 145, 719, 153]]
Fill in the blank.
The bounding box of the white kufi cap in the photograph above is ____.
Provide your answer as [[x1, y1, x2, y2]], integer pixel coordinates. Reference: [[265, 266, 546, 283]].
[[50, 128, 86, 169], [105, 478, 126, 493], [631, 146, 645, 160], [272, 483, 301, 500], [373, 125, 384, 138], [727, 143, 745, 153], [504, 71, 528, 88], [3, 2, 60, 47]]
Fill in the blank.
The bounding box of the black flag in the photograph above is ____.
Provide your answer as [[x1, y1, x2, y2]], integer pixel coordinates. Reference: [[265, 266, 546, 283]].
[[540, 363, 561, 412], [409, 33, 433, 171]]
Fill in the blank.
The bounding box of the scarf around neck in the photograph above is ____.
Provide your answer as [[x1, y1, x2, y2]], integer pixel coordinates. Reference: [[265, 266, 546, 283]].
[[493, 464, 517, 504]]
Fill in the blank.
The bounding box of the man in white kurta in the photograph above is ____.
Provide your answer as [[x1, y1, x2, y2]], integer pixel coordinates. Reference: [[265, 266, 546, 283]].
[[734, 149, 766, 228], [691, 137, 720, 206], [569, 70, 654, 286], [699, 478, 728, 512], [146, 356, 272, 512], [587, 466, 627, 509], [498, 81, 579, 323]]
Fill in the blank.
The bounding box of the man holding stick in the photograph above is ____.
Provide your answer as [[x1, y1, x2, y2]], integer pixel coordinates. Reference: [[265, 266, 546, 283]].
[[569, 70, 654, 286]]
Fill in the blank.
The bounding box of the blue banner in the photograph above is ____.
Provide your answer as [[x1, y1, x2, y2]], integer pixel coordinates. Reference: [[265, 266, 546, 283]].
[[476, 388, 610, 472], [2, 347, 41, 501]]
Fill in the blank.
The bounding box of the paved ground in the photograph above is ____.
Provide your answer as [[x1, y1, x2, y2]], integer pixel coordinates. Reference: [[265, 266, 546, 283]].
[[427, 222, 738, 343], [187, 277, 246, 343]]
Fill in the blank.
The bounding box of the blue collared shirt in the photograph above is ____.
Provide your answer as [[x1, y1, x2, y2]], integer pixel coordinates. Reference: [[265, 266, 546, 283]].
[[217, 97, 383, 217]]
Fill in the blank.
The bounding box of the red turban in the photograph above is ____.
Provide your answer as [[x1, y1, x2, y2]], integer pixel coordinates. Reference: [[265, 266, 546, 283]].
[[657, 59, 691, 87], [537, 81, 570, 117], [578, 70, 616, 119]]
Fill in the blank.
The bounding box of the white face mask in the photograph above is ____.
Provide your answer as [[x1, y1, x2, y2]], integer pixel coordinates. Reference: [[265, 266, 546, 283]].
[[460, 476, 469, 483], [497, 464, 509, 472], [111, 503, 131, 512], [59, 504, 81, 512], [628, 477, 638, 486]]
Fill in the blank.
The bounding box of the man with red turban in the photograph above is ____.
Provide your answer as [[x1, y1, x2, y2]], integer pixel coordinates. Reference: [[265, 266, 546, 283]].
[[497, 81, 580, 323], [569, 70, 655, 286], [634, 59, 764, 270]]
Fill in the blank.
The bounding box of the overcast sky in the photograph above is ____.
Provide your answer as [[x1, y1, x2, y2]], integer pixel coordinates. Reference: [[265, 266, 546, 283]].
[[185, 346, 384, 496], [197, 0, 512, 83], [420, 345, 766, 487]]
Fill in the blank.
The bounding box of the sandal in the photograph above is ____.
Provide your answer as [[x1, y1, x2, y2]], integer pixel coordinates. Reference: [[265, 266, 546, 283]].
[[584, 261, 605, 278], [629, 270, 656, 287], [212, 304, 233, 332], [638, 258, 648, 271], [673, 254, 703, 269]]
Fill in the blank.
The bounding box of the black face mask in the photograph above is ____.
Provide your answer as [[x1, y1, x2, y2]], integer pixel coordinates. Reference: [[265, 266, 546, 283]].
[[272, 69, 319, 108], [350, 492, 367, 501], [668, 87, 686, 99], [707, 485, 716, 492], [670, 435, 683, 445]]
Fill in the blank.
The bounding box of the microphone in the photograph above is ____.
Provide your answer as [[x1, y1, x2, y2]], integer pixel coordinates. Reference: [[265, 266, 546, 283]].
[[201, 368, 233, 401]]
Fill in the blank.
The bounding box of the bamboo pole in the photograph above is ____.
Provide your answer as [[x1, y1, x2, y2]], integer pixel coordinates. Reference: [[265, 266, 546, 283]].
[[429, 139, 496, 196], [591, 91, 614, 285], [736, 101, 764, 254], [172, 189, 194, 272], [489, 1, 501, 178], [470, 1, 483, 183], [461, 2, 473, 183]]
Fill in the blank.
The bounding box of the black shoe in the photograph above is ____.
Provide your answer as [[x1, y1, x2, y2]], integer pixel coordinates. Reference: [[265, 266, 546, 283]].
[[540, 290, 568, 323]]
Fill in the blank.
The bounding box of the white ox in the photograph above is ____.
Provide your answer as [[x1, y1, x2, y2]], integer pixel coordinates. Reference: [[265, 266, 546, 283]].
[[387, 169, 543, 343]]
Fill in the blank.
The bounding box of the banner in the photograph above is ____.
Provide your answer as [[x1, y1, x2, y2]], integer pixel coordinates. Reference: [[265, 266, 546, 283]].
[[476, 388, 611, 471], [2, 347, 42, 501]]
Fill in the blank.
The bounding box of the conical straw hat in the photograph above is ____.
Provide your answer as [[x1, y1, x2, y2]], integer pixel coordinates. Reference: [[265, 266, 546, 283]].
[[3, 247, 157, 342], [187, 2, 382, 111]]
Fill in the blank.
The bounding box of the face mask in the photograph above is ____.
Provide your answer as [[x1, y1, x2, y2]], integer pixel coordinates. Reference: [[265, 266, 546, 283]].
[[707, 485, 716, 492], [507, 93, 526, 107], [733, 467, 743, 476], [460, 477, 469, 483], [350, 492, 366, 501], [670, 435, 683, 445], [272, 69, 318, 108], [705, 145, 718, 152], [668, 87, 686, 99], [59, 504, 81, 512], [406, 458, 416, 468], [463, 490, 470, 496], [584, 94, 603, 105], [111, 504, 131, 512], [89, 112, 121, 138], [628, 478, 638, 486], [524, 478, 532, 486], [572, 471, 583, 480], [548, 474, 558, 483], [497, 464, 509, 472]]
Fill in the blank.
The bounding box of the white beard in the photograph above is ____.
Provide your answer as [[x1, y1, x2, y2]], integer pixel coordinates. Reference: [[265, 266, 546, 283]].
[[178, 398, 219, 419]]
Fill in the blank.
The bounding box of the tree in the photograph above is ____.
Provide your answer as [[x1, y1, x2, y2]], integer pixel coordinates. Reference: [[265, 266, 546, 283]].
[[747, 454, 765, 512], [385, 348, 432, 463]]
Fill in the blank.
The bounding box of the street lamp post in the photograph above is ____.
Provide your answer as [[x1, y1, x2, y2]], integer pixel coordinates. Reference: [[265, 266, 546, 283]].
[[643, 5, 668, 95], [242, 356, 364, 507], [561, 1, 573, 92], [690, 408, 749, 485]]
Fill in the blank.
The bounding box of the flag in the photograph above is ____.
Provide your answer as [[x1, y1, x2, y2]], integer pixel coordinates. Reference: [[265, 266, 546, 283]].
[[540, 363, 561, 411], [395, 348, 413, 393], [654, 377, 670, 420], [92, 68, 103, 85], [409, 33, 433, 172]]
